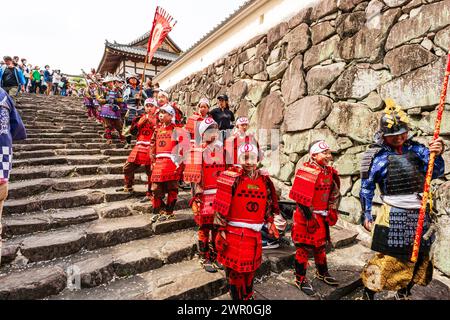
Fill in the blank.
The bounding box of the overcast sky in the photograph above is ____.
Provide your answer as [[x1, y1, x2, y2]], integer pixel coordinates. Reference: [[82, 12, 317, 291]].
[[1, 0, 247, 74]]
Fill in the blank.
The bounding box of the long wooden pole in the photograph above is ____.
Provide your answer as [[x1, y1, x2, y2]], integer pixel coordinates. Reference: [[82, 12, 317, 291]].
[[139, 7, 159, 95], [411, 52, 450, 262]]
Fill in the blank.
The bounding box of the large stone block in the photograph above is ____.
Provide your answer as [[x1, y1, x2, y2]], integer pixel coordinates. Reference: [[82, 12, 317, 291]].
[[304, 35, 341, 69], [334, 152, 364, 176], [228, 80, 248, 104], [281, 23, 310, 60], [338, 8, 401, 62], [339, 196, 362, 224], [311, 21, 336, 45], [435, 26, 450, 50], [267, 61, 289, 81], [256, 91, 285, 130], [267, 22, 289, 50], [281, 55, 306, 105], [379, 56, 450, 109], [284, 95, 333, 132], [325, 102, 380, 143], [384, 44, 436, 77], [283, 128, 340, 154], [336, 11, 366, 38], [244, 58, 266, 76], [337, 0, 366, 12], [415, 110, 450, 136], [288, 6, 312, 28], [246, 80, 270, 105], [310, 0, 339, 21], [331, 65, 392, 99], [306, 62, 346, 95], [386, 0, 450, 50], [434, 182, 450, 276]]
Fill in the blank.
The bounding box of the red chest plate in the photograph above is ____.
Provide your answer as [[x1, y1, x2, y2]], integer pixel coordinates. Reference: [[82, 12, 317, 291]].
[[312, 169, 333, 210], [185, 114, 203, 137], [155, 127, 177, 154], [229, 175, 267, 224], [137, 116, 157, 142]]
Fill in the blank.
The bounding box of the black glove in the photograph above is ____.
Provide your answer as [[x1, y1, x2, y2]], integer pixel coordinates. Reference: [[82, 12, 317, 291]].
[[298, 204, 313, 220]]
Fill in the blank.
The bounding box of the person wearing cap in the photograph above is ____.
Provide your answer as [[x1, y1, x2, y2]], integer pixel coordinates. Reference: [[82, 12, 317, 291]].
[[97, 76, 125, 144], [149, 104, 188, 222], [184, 117, 226, 273], [122, 73, 147, 148], [289, 139, 341, 296], [0, 56, 25, 96], [82, 81, 101, 122], [117, 98, 159, 202], [210, 95, 235, 140], [358, 99, 445, 300], [224, 116, 262, 166], [213, 143, 280, 300], [185, 98, 211, 146]]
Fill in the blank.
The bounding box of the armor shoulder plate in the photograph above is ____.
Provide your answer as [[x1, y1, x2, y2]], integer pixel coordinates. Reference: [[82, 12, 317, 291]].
[[360, 145, 383, 179], [289, 164, 320, 206]]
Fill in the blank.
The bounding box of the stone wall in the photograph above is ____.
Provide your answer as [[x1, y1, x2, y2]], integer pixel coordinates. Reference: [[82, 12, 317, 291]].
[[168, 0, 450, 274]]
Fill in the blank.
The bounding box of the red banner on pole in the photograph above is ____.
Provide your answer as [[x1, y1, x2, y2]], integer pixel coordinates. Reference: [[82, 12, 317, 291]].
[[146, 6, 177, 63]]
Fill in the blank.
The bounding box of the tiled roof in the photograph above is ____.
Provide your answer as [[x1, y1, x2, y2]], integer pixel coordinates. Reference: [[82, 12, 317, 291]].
[[105, 41, 179, 62], [128, 34, 181, 52]]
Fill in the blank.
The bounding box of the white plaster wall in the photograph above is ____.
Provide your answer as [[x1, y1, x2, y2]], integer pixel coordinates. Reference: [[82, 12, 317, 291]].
[[156, 0, 318, 90]]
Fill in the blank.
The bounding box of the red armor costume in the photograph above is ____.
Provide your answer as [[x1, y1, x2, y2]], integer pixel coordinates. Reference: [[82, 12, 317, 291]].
[[184, 139, 226, 267], [225, 133, 261, 165], [289, 160, 341, 290], [150, 123, 185, 217], [214, 166, 280, 300], [122, 112, 158, 197], [185, 113, 204, 143]]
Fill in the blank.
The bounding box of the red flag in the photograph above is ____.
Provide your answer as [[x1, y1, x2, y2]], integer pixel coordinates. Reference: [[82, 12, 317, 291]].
[[146, 6, 177, 63]]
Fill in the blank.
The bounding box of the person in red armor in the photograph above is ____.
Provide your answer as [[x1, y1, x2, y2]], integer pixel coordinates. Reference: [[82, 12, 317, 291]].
[[185, 98, 210, 146], [157, 91, 184, 126], [289, 140, 341, 296], [184, 117, 226, 273], [150, 105, 186, 223], [224, 116, 262, 165], [213, 143, 280, 300], [116, 98, 159, 202]]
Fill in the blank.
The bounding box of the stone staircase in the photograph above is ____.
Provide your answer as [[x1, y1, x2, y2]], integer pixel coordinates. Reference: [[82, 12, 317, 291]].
[[1, 94, 449, 300]]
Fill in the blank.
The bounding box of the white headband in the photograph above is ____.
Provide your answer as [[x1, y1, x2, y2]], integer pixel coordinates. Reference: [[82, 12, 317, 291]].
[[236, 117, 249, 126], [309, 140, 330, 155], [198, 117, 217, 136], [238, 143, 259, 159]]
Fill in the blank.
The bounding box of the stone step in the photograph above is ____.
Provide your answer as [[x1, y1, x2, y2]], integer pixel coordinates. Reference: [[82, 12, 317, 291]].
[[254, 265, 363, 300], [14, 144, 67, 152], [24, 128, 101, 134], [14, 149, 101, 160], [2, 206, 99, 238], [23, 123, 101, 130], [2, 186, 145, 215], [0, 229, 198, 300], [26, 133, 101, 139], [50, 258, 226, 300], [3, 186, 191, 215], [10, 163, 125, 181], [0, 266, 67, 300], [2, 210, 195, 266], [7, 174, 128, 199], [17, 138, 111, 145], [13, 155, 128, 167]]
